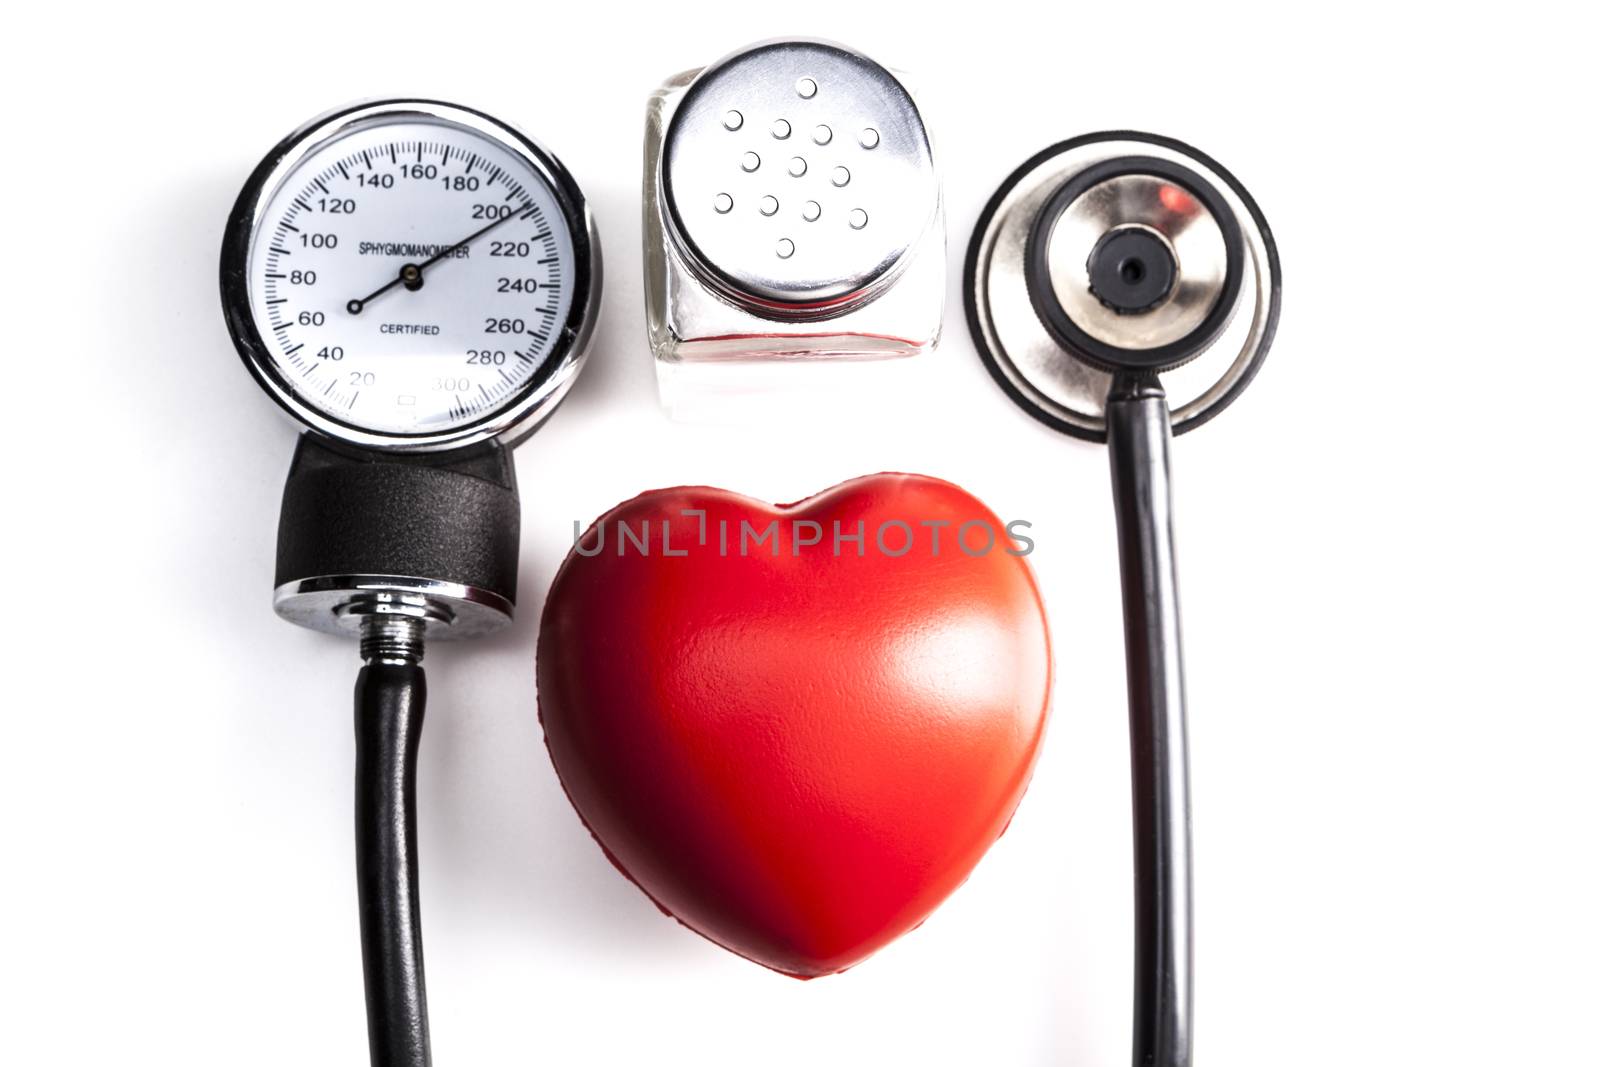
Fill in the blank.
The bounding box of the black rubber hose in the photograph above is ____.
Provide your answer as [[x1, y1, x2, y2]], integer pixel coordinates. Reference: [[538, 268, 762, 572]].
[[354, 663, 432, 1067], [1107, 376, 1193, 1067]]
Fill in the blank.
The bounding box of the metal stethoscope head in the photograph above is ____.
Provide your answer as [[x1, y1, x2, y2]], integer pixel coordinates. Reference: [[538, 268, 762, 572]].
[[966, 132, 1281, 1067], [966, 130, 1279, 439]]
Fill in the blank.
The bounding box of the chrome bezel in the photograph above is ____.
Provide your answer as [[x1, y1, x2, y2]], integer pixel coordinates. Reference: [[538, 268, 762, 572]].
[[220, 99, 601, 453]]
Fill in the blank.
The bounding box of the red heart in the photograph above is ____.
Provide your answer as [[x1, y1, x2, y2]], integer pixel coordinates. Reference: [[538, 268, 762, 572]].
[[537, 474, 1052, 978]]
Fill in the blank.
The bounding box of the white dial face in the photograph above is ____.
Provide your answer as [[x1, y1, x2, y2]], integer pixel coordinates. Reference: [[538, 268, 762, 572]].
[[246, 114, 577, 436]]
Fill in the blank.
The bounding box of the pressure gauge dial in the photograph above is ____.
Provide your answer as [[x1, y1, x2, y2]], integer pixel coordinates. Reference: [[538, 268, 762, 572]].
[[222, 100, 600, 451]]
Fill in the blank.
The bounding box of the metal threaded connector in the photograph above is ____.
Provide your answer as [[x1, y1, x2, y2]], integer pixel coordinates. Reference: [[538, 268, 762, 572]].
[[359, 614, 427, 666]]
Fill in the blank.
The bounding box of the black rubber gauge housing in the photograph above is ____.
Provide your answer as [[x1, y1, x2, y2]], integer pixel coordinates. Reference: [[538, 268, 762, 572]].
[[274, 435, 521, 607]]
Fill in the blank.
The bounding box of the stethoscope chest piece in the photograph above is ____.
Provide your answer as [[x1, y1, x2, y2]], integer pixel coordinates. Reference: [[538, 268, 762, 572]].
[[966, 131, 1280, 440]]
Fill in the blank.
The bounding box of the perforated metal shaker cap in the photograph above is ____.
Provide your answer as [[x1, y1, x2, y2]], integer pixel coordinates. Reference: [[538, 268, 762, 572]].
[[662, 39, 938, 315]]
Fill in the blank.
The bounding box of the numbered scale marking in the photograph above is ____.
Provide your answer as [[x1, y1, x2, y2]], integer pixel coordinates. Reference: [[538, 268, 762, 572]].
[[229, 103, 592, 445]]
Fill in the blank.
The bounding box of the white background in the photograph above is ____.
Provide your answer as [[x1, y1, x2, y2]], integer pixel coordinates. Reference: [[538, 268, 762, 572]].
[[3, 4, 1597, 1065]]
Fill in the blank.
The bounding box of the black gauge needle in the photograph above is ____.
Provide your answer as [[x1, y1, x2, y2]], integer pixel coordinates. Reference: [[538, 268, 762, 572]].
[[347, 202, 534, 315]]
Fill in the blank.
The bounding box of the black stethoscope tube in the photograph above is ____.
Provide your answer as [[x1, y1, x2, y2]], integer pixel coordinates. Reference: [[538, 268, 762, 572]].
[[1107, 375, 1193, 1067]]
